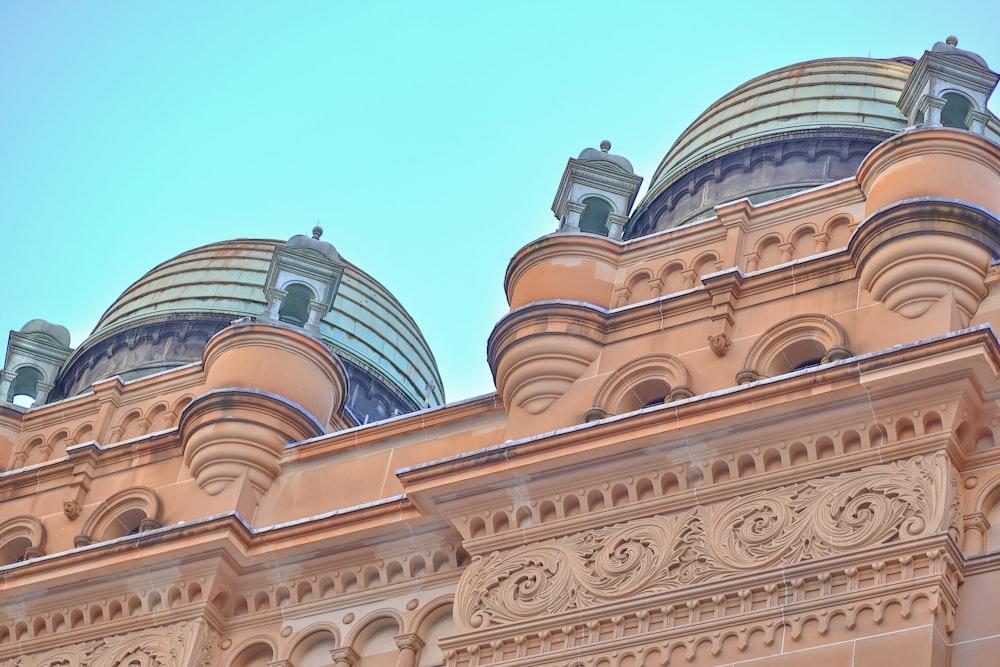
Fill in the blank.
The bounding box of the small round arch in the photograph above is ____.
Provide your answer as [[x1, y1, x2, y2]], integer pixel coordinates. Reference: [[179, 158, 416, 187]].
[[346, 611, 404, 659], [279, 282, 317, 326], [413, 598, 456, 667], [579, 196, 614, 235], [625, 268, 653, 294], [284, 624, 340, 665], [692, 251, 720, 278], [0, 515, 45, 565], [225, 637, 278, 667], [81, 486, 161, 543], [941, 91, 974, 130], [591, 354, 693, 416], [821, 213, 854, 237], [740, 314, 850, 381], [7, 364, 45, 408], [973, 477, 1000, 554]]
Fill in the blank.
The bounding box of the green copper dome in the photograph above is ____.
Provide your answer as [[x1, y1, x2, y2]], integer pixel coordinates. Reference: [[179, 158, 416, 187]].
[[628, 57, 917, 236], [56, 239, 444, 422]]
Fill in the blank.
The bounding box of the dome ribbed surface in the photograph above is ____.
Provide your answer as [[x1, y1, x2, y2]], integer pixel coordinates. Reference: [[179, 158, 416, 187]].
[[637, 57, 914, 215], [87, 238, 443, 407]]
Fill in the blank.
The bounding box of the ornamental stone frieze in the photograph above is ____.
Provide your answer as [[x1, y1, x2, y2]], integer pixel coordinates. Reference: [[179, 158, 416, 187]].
[[455, 452, 958, 630], [0, 620, 218, 667], [443, 541, 961, 667]]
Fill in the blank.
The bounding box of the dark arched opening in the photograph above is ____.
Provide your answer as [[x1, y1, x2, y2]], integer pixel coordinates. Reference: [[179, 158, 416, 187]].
[[278, 284, 315, 326], [941, 93, 972, 129], [8, 367, 43, 408], [579, 197, 612, 235]]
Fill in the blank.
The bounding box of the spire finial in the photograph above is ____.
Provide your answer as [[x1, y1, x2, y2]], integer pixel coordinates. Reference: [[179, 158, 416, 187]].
[[946, 35, 958, 46], [312, 224, 323, 240], [599, 140, 612, 153]]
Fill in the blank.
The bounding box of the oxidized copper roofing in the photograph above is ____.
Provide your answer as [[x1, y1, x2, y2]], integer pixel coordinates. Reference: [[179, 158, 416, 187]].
[[86, 238, 444, 406], [637, 57, 914, 215]]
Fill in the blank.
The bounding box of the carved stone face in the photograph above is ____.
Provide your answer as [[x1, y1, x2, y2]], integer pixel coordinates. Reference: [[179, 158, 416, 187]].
[[63, 500, 82, 521]]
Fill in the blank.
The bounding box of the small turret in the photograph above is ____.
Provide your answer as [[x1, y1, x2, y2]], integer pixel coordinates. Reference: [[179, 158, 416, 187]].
[[898, 36, 999, 135], [262, 226, 346, 336], [1, 320, 73, 408], [551, 140, 642, 240]]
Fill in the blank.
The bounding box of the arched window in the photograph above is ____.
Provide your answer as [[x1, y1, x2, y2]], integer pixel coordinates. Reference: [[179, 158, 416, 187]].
[[740, 314, 851, 382], [579, 197, 612, 235], [941, 93, 972, 129], [591, 354, 693, 417], [8, 366, 43, 408], [228, 642, 274, 667], [289, 628, 339, 667], [771, 339, 827, 375], [0, 516, 45, 566], [279, 284, 315, 326], [80, 486, 160, 543], [1, 535, 31, 565]]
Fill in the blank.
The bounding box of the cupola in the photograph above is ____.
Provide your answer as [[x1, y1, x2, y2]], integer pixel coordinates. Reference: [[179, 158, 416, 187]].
[[898, 36, 999, 134], [1, 320, 73, 408], [552, 140, 642, 240], [262, 226, 346, 336]]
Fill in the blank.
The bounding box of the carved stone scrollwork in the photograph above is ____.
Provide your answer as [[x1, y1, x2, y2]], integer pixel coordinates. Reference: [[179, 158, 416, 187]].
[[455, 452, 955, 630], [1, 621, 219, 667]]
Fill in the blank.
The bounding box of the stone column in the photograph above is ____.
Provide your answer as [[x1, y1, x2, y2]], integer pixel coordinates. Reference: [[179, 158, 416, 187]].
[[331, 647, 360, 667], [963, 512, 991, 555], [0, 370, 15, 402], [923, 96, 946, 127], [607, 213, 628, 240], [560, 201, 585, 233], [394, 634, 425, 667]]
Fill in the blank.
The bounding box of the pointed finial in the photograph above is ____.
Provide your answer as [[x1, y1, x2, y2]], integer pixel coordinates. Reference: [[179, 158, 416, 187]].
[[312, 225, 323, 240], [946, 35, 958, 46], [599, 140, 612, 152]]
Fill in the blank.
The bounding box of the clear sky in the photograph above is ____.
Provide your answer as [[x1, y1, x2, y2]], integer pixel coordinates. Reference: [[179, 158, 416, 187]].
[[2, 1, 999, 402]]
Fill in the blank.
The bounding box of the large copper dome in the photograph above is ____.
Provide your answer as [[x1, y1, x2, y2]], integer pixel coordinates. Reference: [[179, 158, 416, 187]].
[[54, 239, 444, 423], [627, 57, 917, 237]]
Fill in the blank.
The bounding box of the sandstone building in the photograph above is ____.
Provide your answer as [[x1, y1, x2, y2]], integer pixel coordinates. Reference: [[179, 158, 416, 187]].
[[3, 38, 1000, 666]]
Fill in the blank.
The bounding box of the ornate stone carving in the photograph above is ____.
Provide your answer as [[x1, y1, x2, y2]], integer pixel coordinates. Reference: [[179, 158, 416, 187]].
[[456, 453, 954, 629], [707, 333, 730, 357], [63, 500, 82, 521], [0, 621, 218, 667]]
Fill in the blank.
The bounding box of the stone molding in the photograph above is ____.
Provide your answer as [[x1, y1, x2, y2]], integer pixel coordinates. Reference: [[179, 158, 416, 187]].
[[455, 452, 956, 630], [180, 388, 326, 497], [449, 400, 956, 549], [0, 531, 465, 655], [854, 198, 1000, 322], [488, 303, 605, 416]]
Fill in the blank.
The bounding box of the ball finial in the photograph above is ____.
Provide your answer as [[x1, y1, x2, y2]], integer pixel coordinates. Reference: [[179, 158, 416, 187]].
[[946, 35, 958, 47], [312, 225, 323, 240], [599, 140, 612, 153]]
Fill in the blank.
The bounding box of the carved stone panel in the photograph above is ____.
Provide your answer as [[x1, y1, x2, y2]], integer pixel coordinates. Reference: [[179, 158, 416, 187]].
[[456, 452, 957, 630], [0, 620, 219, 667]]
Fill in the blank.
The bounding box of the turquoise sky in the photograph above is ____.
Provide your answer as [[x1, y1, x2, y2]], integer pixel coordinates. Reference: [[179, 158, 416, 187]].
[[2, 1, 999, 402]]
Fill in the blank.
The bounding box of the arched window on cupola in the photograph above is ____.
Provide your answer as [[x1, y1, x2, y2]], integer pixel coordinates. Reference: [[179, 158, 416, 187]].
[[8, 366, 43, 408], [579, 197, 612, 235], [941, 92, 973, 129], [278, 284, 315, 327]]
